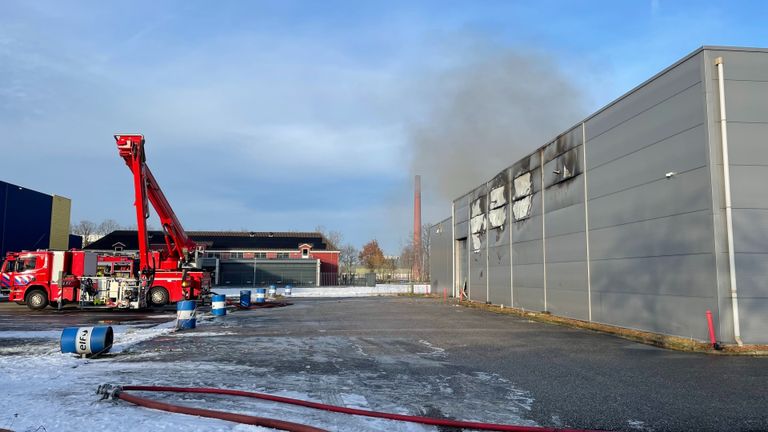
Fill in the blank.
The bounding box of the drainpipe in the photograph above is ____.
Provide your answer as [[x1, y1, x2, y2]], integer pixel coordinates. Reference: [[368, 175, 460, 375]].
[[715, 57, 743, 346], [451, 202, 455, 298]]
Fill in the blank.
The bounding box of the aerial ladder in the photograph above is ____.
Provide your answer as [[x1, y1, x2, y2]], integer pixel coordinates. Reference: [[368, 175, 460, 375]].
[[115, 134, 210, 306]]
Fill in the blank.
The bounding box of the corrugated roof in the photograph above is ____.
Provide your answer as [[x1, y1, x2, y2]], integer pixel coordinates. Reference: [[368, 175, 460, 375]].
[[84, 230, 334, 251]]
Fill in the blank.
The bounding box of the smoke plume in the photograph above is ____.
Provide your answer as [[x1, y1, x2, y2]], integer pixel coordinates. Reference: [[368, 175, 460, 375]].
[[410, 45, 587, 200]]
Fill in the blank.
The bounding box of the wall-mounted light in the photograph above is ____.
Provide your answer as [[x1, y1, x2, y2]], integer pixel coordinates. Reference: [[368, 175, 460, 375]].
[[665, 172, 677, 179]]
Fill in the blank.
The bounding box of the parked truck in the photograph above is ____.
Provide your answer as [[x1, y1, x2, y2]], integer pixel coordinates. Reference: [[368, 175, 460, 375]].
[[1, 134, 210, 310], [1, 250, 145, 310]]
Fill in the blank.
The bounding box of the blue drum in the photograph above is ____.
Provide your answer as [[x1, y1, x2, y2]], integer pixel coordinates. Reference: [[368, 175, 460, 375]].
[[211, 294, 226, 316], [255, 288, 266, 304], [176, 300, 197, 329], [240, 290, 251, 308], [61, 326, 114, 356]]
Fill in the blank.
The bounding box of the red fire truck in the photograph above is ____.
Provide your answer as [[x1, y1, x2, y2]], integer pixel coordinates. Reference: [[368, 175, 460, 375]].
[[2, 250, 144, 310], [1, 134, 210, 310]]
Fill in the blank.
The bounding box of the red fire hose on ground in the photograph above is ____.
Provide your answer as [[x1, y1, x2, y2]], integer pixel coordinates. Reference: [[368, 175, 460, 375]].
[[97, 384, 604, 432]]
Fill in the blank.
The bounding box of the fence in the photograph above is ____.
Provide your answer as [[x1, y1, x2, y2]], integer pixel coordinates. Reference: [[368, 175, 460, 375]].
[[320, 272, 430, 287]]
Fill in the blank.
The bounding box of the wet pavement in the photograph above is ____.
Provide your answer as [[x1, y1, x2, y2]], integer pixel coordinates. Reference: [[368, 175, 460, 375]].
[[0, 302, 177, 331]]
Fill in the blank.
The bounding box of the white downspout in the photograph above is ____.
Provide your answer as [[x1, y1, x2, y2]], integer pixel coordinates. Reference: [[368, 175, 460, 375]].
[[451, 202, 456, 298], [715, 56, 743, 346]]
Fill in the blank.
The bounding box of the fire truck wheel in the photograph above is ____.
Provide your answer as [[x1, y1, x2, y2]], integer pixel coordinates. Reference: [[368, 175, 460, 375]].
[[148, 287, 169, 307], [26, 289, 48, 310]]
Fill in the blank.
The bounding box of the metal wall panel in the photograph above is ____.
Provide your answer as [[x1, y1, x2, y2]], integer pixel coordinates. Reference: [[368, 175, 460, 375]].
[[49, 195, 71, 250], [542, 127, 584, 163], [429, 218, 453, 296], [0, 185, 5, 256], [588, 167, 712, 230], [589, 211, 714, 259], [585, 50, 720, 337], [704, 48, 768, 343], [0, 181, 53, 258], [487, 169, 512, 306], [587, 83, 705, 169], [721, 80, 768, 123], [546, 261, 589, 319], [586, 53, 702, 140], [219, 260, 318, 286], [587, 125, 709, 199], [728, 122, 768, 165], [469, 184, 488, 303], [542, 127, 589, 320]]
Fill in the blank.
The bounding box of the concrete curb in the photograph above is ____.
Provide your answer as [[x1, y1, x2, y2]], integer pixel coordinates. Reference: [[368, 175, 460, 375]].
[[453, 299, 768, 356]]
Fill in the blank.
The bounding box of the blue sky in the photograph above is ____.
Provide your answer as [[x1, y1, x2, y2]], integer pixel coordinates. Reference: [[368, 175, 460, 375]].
[[1, 0, 766, 253]]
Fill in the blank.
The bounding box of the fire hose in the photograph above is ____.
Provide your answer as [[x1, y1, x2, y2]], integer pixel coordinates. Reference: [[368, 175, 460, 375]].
[[97, 384, 604, 432]]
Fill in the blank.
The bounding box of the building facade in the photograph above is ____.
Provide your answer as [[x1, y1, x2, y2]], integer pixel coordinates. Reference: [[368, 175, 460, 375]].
[[0, 180, 73, 258], [430, 46, 768, 345], [85, 231, 339, 287]]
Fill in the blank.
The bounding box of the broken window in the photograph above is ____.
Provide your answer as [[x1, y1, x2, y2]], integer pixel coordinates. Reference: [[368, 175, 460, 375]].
[[469, 196, 486, 253], [513, 172, 532, 200], [512, 172, 533, 221], [488, 185, 507, 229]]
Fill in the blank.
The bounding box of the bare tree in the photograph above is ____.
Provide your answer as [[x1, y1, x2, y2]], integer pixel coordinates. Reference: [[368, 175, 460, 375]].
[[315, 225, 343, 250], [421, 222, 432, 282], [339, 243, 359, 275], [96, 219, 122, 237], [70, 220, 97, 246]]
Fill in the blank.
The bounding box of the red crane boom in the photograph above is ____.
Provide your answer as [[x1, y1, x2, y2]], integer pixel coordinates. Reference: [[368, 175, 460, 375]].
[[114, 134, 197, 273]]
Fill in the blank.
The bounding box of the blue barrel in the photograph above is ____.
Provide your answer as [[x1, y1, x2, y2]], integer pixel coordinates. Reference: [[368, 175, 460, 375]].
[[211, 294, 226, 316], [240, 290, 251, 308], [255, 288, 266, 304], [176, 300, 197, 329], [268, 285, 277, 297], [284, 285, 292, 297], [61, 326, 114, 356]]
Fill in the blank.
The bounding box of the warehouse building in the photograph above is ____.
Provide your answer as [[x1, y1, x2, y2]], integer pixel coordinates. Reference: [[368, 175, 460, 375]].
[[0, 180, 76, 258], [86, 230, 339, 287], [430, 46, 768, 345]]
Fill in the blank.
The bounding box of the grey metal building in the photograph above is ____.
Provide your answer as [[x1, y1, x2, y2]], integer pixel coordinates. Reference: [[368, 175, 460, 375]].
[[429, 46, 768, 345]]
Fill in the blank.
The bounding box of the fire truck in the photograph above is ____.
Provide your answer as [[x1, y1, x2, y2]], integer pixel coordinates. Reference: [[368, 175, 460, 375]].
[[1, 134, 210, 310], [2, 250, 146, 310]]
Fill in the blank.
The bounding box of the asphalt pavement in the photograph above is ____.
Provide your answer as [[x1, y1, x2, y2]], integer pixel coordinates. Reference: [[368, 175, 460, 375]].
[[1, 297, 766, 431]]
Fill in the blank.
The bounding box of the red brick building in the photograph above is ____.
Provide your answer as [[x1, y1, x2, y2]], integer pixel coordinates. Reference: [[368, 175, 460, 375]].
[[86, 231, 339, 287]]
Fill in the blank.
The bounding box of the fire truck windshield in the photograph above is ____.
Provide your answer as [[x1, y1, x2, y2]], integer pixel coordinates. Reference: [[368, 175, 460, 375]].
[[20, 257, 37, 271]]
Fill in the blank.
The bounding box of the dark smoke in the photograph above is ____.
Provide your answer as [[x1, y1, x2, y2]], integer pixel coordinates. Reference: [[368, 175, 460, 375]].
[[410, 45, 587, 200]]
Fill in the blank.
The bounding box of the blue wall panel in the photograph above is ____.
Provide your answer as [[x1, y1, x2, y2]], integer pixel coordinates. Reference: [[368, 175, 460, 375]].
[[0, 181, 53, 258]]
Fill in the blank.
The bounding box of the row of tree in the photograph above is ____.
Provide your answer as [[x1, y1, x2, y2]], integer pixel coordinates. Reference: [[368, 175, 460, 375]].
[[321, 224, 432, 282], [70, 219, 124, 246]]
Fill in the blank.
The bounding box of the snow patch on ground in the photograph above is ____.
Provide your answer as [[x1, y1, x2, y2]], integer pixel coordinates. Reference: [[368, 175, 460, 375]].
[[214, 284, 431, 299], [170, 331, 237, 338], [0, 330, 62, 339]]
